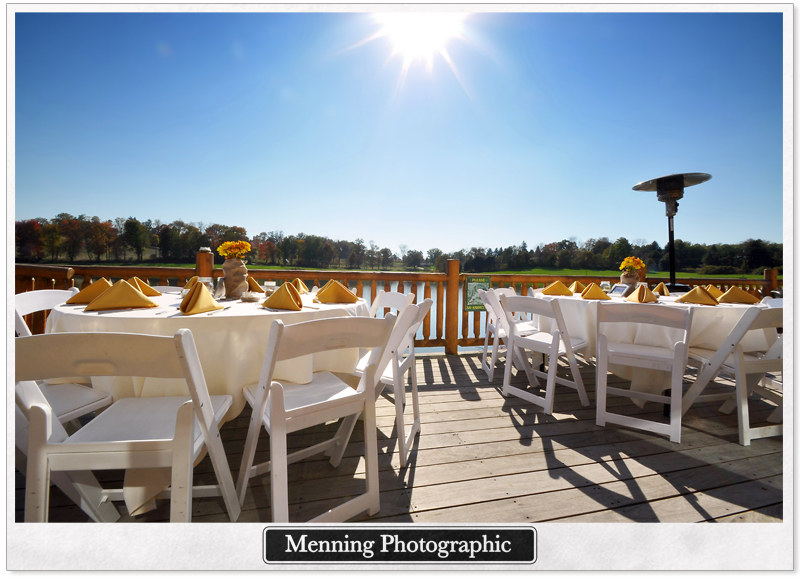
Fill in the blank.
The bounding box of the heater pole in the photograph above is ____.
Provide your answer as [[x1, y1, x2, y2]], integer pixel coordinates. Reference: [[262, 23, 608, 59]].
[[668, 215, 676, 286], [633, 172, 711, 294]]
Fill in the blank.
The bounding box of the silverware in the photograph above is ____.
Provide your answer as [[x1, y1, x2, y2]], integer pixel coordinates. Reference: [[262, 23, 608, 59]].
[[207, 306, 231, 316]]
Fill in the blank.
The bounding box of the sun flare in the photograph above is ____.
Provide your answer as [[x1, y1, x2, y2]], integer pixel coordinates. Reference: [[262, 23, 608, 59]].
[[374, 12, 467, 68]]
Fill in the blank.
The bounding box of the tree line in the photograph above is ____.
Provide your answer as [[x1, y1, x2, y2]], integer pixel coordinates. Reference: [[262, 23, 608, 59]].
[[15, 214, 782, 275]]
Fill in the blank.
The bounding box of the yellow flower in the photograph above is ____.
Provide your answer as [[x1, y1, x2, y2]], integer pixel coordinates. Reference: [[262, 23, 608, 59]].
[[620, 256, 644, 272], [217, 240, 251, 259]]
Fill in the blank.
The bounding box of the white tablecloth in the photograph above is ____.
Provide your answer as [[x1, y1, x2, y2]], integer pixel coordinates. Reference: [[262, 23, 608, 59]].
[[530, 292, 777, 394], [46, 291, 370, 422]]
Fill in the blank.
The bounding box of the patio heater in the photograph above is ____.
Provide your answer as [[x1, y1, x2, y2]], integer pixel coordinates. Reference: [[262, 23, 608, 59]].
[[632, 172, 712, 293]]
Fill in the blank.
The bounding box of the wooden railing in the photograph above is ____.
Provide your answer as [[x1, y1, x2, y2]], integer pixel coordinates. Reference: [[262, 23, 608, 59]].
[[15, 258, 781, 353]]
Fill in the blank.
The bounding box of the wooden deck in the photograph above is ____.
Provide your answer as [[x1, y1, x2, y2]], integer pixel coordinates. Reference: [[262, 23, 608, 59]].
[[16, 352, 783, 524]]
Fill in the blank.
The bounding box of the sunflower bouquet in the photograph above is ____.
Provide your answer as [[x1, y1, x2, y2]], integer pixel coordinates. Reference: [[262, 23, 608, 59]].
[[619, 256, 645, 273], [217, 240, 251, 260]]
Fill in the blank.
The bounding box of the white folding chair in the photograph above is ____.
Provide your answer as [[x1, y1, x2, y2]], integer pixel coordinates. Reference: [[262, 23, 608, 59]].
[[595, 302, 693, 443], [354, 298, 433, 467], [236, 315, 395, 522], [369, 289, 415, 318], [500, 294, 590, 415], [760, 297, 783, 309], [15, 289, 113, 424], [15, 330, 241, 522], [681, 306, 783, 446], [480, 288, 539, 382]]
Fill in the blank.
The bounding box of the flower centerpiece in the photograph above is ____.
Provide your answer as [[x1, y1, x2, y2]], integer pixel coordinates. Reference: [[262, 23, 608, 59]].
[[218, 241, 251, 300], [619, 256, 645, 285]]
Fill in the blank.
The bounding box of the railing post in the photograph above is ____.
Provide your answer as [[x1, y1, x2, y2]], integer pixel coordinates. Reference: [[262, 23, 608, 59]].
[[196, 247, 214, 278], [445, 259, 460, 355], [764, 268, 778, 296], [639, 265, 647, 285]]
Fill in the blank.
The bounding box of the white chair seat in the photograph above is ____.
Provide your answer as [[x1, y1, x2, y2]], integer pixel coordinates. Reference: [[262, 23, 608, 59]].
[[606, 342, 679, 362], [64, 395, 231, 455], [520, 331, 588, 354], [244, 372, 358, 415], [688, 347, 766, 367], [38, 382, 112, 423]]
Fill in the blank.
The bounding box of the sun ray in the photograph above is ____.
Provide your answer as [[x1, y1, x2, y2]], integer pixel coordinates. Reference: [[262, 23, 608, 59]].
[[348, 12, 474, 97]]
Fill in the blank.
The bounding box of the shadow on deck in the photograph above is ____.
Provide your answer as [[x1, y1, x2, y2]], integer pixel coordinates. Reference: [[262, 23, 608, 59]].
[[16, 352, 783, 524]]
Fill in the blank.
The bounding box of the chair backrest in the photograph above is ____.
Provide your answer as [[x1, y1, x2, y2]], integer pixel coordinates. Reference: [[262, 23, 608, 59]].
[[369, 290, 415, 318], [597, 302, 694, 330], [482, 288, 513, 335], [596, 302, 694, 348], [477, 289, 496, 325], [256, 315, 397, 400], [395, 298, 433, 359], [760, 297, 783, 308], [500, 294, 576, 348], [727, 306, 783, 360], [15, 329, 218, 434], [15, 288, 79, 337]]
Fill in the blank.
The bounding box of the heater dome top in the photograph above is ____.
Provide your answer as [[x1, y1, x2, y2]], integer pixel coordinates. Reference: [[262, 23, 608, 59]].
[[632, 172, 712, 192]]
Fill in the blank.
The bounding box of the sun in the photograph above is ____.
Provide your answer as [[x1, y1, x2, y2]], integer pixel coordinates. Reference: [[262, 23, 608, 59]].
[[374, 12, 467, 70]]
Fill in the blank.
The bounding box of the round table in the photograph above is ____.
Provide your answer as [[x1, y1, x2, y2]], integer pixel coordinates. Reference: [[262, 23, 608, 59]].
[[46, 291, 370, 422], [529, 291, 776, 396]]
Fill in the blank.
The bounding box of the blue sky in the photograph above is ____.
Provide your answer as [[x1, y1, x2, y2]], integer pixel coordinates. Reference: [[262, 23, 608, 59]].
[[12, 8, 786, 255]]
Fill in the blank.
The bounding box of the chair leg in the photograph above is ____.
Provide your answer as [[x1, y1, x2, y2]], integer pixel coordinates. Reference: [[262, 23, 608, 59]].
[[668, 364, 683, 444], [481, 331, 491, 378], [595, 338, 608, 427], [736, 370, 751, 446], [501, 337, 515, 396], [170, 403, 196, 522], [567, 351, 590, 407], [25, 450, 51, 522], [25, 407, 52, 522], [488, 333, 501, 382], [362, 397, 380, 515], [542, 344, 559, 415], [393, 375, 409, 466], [270, 418, 290, 522]]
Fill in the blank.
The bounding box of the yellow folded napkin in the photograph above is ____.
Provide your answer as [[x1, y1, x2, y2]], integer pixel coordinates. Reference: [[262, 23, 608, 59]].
[[84, 280, 159, 312], [626, 285, 659, 304], [676, 287, 719, 306], [66, 278, 112, 305], [247, 276, 264, 293], [314, 279, 359, 304], [183, 276, 198, 289], [717, 286, 760, 304], [580, 283, 611, 300], [568, 281, 586, 293], [704, 284, 724, 299], [180, 281, 224, 315], [291, 278, 310, 294], [128, 276, 162, 297], [541, 281, 573, 296], [263, 282, 303, 311], [652, 282, 669, 296]]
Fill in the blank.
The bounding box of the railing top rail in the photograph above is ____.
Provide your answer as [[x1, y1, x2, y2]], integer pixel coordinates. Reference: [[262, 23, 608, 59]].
[[245, 268, 448, 282], [15, 264, 75, 279]]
